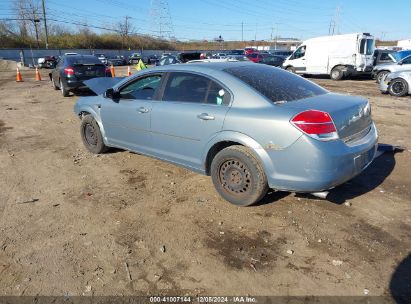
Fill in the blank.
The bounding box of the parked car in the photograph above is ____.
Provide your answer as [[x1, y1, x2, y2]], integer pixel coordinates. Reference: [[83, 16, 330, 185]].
[[178, 52, 201, 63], [372, 55, 411, 83], [379, 71, 411, 97], [37, 55, 57, 68], [107, 57, 124, 66], [373, 49, 395, 66], [74, 62, 378, 206], [270, 50, 293, 58], [258, 55, 285, 67], [157, 55, 181, 66], [49, 55, 111, 97], [128, 53, 142, 65], [213, 53, 228, 59], [244, 48, 259, 55], [142, 54, 159, 65], [246, 53, 269, 63], [228, 50, 245, 55], [95, 53, 108, 65], [282, 33, 375, 80], [227, 55, 250, 61]]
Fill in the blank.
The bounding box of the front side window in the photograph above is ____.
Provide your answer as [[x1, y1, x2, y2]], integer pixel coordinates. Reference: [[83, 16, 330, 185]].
[[291, 46, 306, 60], [162, 72, 230, 105], [119, 75, 162, 100]]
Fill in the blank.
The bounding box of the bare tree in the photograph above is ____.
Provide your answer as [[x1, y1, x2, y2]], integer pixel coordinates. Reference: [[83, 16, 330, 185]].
[[115, 16, 135, 50], [13, 0, 41, 47]]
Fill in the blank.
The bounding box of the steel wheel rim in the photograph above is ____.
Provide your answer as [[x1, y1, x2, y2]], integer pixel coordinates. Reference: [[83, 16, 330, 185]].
[[219, 159, 252, 196], [392, 81, 405, 94], [84, 123, 98, 146], [332, 70, 340, 79]]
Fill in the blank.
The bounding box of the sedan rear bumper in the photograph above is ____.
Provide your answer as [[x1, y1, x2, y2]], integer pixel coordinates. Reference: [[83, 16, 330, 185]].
[[264, 123, 378, 192]]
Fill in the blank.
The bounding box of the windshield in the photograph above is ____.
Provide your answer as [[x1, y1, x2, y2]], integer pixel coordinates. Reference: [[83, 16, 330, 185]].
[[360, 38, 374, 55], [390, 50, 411, 62], [224, 64, 327, 103]]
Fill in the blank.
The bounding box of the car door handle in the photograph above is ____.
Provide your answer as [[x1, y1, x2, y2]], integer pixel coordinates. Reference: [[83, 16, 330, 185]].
[[137, 107, 149, 113], [197, 113, 215, 120]]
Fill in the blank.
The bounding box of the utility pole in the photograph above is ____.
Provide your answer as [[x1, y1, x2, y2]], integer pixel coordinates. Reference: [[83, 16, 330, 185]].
[[329, 5, 341, 36], [125, 16, 130, 49], [42, 0, 49, 49], [241, 22, 243, 42], [33, 18, 40, 48]]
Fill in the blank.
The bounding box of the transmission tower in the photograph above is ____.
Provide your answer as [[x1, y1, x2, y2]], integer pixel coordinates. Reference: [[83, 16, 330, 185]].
[[149, 0, 175, 40]]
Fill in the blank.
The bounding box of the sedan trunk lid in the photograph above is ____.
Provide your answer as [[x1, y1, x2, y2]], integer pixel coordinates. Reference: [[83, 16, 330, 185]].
[[83, 77, 125, 95], [282, 93, 372, 142]]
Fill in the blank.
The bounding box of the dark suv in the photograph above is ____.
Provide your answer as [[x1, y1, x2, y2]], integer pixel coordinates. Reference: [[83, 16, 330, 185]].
[[49, 55, 110, 97]]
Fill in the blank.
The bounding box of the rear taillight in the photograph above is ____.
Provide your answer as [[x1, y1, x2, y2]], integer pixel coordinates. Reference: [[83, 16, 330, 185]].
[[105, 67, 111, 74], [64, 66, 74, 76], [291, 110, 338, 141]]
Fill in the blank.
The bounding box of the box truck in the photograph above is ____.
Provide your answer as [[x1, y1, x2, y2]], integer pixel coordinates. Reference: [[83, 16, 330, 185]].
[[282, 33, 375, 80]]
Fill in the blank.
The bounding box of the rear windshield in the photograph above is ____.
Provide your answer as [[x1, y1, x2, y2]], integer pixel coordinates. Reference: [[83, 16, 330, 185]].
[[224, 64, 327, 102], [66, 56, 103, 65]]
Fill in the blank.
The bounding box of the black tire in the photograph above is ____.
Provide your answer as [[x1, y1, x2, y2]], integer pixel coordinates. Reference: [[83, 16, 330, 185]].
[[210, 145, 268, 206], [388, 78, 409, 97], [376, 71, 389, 83], [60, 79, 70, 97], [330, 67, 344, 80], [286, 66, 296, 73], [80, 115, 108, 154], [52, 77, 59, 90]]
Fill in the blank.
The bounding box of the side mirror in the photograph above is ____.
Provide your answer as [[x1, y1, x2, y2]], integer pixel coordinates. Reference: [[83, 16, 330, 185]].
[[104, 88, 120, 101]]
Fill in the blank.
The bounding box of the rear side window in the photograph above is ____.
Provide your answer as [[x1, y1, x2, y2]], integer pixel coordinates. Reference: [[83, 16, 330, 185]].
[[162, 72, 230, 105], [224, 64, 327, 103]]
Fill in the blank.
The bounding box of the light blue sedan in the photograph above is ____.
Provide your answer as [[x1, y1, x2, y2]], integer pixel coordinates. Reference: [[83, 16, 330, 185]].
[[74, 62, 378, 206]]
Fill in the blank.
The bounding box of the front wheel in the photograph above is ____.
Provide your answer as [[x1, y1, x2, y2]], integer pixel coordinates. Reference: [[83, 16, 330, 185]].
[[376, 71, 389, 83], [80, 115, 108, 154], [210, 145, 268, 206], [388, 78, 409, 97], [330, 67, 344, 80]]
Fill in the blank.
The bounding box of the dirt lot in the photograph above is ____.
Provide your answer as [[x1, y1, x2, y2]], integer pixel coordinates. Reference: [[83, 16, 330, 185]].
[[0, 66, 410, 300]]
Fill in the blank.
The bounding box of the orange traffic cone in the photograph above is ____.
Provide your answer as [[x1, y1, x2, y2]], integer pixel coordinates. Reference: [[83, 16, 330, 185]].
[[35, 67, 42, 81], [110, 65, 116, 77], [16, 67, 23, 82], [127, 66, 132, 76]]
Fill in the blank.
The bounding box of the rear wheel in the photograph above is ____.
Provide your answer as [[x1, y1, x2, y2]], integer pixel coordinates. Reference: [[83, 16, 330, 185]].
[[376, 71, 389, 83], [210, 145, 268, 206], [60, 79, 70, 97], [80, 115, 108, 154], [52, 77, 59, 90], [330, 67, 344, 80], [388, 78, 408, 97], [286, 66, 296, 73]]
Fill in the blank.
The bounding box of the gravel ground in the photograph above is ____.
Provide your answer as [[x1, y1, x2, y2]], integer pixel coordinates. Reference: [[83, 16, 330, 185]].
[[0, 66, 410, 301]]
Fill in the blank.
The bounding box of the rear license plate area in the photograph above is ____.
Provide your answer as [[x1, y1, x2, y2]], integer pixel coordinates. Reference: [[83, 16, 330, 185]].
[[85, 70, 96, 76], [354, 145, 376, 171]]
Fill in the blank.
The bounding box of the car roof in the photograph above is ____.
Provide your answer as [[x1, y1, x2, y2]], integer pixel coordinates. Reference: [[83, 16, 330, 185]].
[[64, 55, 98, 59], [150, 61, 255, 72]]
